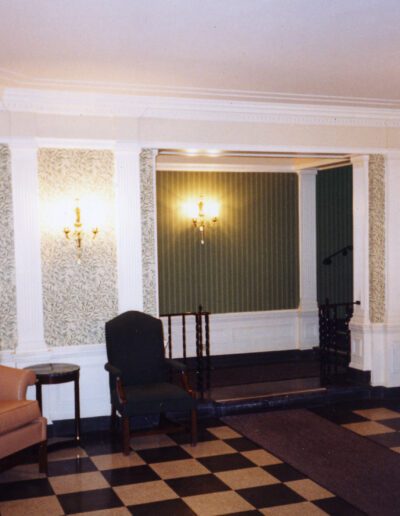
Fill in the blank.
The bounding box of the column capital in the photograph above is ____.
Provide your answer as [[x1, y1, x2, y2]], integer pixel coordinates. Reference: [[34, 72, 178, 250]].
[[8, 138, 38, 152], [297, 168, 318, 176], [351, 155, 369, 167], [114, 141, 141, 154], [384, 151, 400, 162]]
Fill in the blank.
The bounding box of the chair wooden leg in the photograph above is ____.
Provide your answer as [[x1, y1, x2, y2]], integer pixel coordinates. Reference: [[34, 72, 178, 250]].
[[111, 405, 118, 433], [191, 408, 197, 446], [122, 416, 130, 455], [38, 441, 48, 474]]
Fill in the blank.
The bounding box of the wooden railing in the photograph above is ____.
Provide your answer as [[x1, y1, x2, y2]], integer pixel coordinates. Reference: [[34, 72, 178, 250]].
[[318, 299, 360, 384], [160, 306, 211, 398]]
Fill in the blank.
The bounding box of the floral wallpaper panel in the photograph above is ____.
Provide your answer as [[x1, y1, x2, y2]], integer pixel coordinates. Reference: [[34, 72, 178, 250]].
[[369, 154, 385, 324], [0, 144, 18, 351], [38, 148, 118, 347], [140, 148, 158, 316]]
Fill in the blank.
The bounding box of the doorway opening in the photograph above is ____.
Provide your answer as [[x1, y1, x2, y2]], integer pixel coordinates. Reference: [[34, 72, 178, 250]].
[[155, 149, 357, 406]]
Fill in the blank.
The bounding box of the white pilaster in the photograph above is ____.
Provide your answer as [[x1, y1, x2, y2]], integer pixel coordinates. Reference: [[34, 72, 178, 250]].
[[114, 142, 143, 312], [350, 155, 371, 372], [297, 168, 318, 349], [382, 153, 400, 386], [385, 153, 400, 325], [10, 140, 47, 353]]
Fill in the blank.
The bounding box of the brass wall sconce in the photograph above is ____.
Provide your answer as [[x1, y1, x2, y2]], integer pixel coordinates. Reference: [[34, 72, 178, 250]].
[[184, 196, 219, 245], [64, 199, 99, 262]]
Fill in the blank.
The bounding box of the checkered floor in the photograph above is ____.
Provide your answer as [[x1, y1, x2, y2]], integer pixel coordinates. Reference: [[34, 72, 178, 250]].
[[0, 417, 364, 516], [312, 401, 400, 454]]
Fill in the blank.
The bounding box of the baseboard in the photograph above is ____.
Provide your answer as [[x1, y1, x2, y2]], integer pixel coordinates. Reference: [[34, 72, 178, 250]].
[[347, 367, 371, 386], [370, 386, 400, 399], [49, 415, 164, 436]]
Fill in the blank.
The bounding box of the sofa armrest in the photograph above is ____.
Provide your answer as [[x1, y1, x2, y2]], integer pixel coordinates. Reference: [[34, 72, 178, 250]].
[[0, 365, 36, 401]]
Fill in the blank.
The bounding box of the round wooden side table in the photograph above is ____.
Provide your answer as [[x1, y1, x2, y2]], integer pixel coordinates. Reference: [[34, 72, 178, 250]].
[[26, 363, 81, 444]]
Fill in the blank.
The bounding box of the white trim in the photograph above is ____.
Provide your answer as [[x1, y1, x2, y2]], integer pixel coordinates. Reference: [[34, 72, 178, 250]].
[[3, 88, 400, 128], [151, 149, 160, 316], [156, 162, 295, 173], [0, 137, 397, 158], [36, 138, 116, 150], [298, 170, 318, 306], [143, 140, 395, 156]]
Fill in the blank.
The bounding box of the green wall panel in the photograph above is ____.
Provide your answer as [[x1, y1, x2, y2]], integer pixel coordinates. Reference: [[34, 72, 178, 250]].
[[316, 165, 353, 306], [157, 171, 299, 314]]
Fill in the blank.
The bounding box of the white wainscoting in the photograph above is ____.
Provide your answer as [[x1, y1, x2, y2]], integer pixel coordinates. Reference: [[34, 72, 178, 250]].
[[161, 309, 318, 358], [0, 309, 318, 422]]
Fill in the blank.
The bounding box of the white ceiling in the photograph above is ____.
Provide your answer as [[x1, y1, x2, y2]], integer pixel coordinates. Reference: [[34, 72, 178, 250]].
[[0, 0, 399, 106]]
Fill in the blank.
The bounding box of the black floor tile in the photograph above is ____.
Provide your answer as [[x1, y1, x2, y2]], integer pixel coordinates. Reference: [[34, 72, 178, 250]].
[[238, 483, 304, 508], [0, 478, 54, 501], [170, 428, 217, 445], [311, 407, 367, 425], [368, 432, 400, 448], [48, 457, 97, 477], [58, 487, 123, 514], [264, 463, 306, 482], [378, 418, 400, 431], [314, 496, 366, 515], [224, 437, 260, 452], [82, 440, 122, 456], [166, 473, 229, 497], [137, 445, 191, 463], [198, 452, 254, 473], [128, 498, 196, 515], [101, 464, 160, 486]]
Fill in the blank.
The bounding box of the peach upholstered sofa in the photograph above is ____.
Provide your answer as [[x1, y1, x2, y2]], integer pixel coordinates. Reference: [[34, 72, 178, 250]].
[[0, 365, 47, 472]]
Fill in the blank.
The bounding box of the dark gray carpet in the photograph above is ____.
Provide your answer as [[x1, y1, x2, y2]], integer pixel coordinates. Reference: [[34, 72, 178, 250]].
[[223, 409, 400, 516]]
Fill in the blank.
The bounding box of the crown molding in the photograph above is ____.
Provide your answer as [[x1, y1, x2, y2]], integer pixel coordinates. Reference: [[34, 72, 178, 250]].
[[2, 87, 400, 128], [1, 67, 400, 108]]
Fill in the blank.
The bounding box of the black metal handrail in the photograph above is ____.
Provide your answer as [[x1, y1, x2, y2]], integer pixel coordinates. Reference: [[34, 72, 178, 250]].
[[322, 245, 353, 265], [318, 299, 360, 383], [160, 305, 211, 397]]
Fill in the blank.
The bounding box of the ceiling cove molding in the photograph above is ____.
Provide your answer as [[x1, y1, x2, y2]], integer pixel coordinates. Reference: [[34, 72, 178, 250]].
[[3, 88, 400, 128], [156, 163, 295, 173], [1, 68, 400, 109]]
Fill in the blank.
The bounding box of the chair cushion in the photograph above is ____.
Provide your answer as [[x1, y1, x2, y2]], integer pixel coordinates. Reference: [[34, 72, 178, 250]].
[[0, 400, 41, 435], [112, 382, 196, 415]]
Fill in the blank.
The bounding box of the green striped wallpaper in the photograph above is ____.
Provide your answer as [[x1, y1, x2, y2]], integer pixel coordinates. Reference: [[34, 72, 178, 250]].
[[156, 171, 299, 314], [316, 165, 353, 306]]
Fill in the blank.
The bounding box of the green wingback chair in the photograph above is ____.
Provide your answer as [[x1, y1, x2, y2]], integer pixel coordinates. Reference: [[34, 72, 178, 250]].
[[105, 311, 197, 455]]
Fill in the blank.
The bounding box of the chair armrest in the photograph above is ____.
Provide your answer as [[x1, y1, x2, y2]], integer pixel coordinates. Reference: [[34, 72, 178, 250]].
[[104, 363, 126, 404], [105, 363, 122, 377], [165, 359, 187, 372], [0, 365, 36, 401]]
